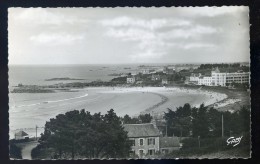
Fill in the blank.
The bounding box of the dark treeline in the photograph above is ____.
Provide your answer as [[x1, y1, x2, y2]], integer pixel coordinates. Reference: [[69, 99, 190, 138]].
[[198, 63, 241, 69], [121, 113, 153, 124], [32, 109, 131, 159], [164, 103, 250, 138], [164, 103, 250, 157]]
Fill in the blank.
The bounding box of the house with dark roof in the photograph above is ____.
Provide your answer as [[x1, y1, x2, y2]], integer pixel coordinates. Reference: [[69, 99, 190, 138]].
[[123, 123, 161, 158], [151, 74, 161, 81], [14, 130, 29, 140], [159, 137, 181, 154]]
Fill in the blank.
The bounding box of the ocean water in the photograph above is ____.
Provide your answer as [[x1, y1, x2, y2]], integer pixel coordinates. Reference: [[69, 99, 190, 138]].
[[8, 64, 141, 88]]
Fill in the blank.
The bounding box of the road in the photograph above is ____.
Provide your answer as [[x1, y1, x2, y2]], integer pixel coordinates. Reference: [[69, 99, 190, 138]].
[[20, 141, 39, 159]]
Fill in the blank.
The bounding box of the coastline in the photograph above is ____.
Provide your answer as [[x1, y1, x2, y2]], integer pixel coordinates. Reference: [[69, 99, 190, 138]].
[[9, 85, 249, 139]]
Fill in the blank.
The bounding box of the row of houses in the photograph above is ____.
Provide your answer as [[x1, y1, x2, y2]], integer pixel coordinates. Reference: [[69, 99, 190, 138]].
[[189, 67, 250, 87], [142, 67, 176, 75], [126, 74, 170, 85]]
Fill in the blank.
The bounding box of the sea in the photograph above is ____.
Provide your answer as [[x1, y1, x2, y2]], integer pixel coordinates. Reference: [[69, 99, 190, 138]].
[[8, 64, 143, 88]]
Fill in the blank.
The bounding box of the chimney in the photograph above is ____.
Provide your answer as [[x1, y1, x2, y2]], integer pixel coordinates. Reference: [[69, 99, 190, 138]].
[[151, 112, 157, 128], [151, 118, 157, 129]]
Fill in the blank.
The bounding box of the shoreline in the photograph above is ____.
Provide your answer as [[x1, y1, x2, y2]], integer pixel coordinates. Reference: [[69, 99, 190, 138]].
[[9, 86, 249, 139]]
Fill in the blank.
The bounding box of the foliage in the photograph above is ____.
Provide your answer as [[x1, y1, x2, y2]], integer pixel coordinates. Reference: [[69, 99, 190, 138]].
[[36, 109, 131, 159], [191, 104, 209, 138], [110, 76, 127, 84], [9, 140, 22, 159], [164, 103, 192, 137], [198, 63, 241, 70], [138, 114, 153, 123], [121, 114, 153, 124], [164, 103, 250, 138]]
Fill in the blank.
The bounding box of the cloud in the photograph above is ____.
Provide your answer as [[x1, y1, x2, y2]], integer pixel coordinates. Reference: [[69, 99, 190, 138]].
[[130, 49, 166, 62], [179, 43, 217, 50], [100, 16, 191, 30], [101, 16, 219, 61], [8, 7, 249, 64], [105, 28, 156, 42], [12, 8, 88, 26], [184, 6, 248, 17], [30, 33, 84, 45], [160, 25, 218, 40]]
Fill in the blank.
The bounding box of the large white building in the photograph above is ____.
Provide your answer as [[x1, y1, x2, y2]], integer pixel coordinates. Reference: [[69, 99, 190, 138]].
[[211, 68, 250, 86], [198, 76, 213, 86], [190, 73, 201, 84], [190, 67, 250, 87]]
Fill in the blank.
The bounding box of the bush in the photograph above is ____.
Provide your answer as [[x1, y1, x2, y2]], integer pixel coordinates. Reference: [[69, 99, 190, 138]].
[[9, 141, 22, 159], [181, 137, 227, 152]]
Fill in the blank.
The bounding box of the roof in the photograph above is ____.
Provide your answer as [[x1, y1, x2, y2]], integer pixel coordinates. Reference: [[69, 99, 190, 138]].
[[159, 137, 180, 148], [212, 67, 220, 73], [15, 131, 28, 137], [123, 123, 161, 138]]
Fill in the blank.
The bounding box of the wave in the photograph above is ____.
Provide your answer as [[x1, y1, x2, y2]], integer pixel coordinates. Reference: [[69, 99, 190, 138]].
[[43, 93, 89, 103], [13, 103, 41, 108], [13, 93, 89, 108]]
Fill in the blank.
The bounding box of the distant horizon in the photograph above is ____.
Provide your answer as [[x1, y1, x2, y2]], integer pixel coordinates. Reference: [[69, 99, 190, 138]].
[[8, 61, 250, 66]]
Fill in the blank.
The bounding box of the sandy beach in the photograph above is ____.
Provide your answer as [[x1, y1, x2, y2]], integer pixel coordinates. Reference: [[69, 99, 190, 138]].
[[9, 86, 232, 139]]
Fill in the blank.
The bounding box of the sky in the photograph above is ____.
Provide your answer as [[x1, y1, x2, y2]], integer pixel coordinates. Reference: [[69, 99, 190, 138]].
[[8, 7, 250, 65]]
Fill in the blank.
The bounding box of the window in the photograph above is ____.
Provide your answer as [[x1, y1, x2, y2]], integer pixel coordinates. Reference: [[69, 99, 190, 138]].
[[129, 150, 135, 156], [139, 149, 144, 158], [148, 149, 155, 155], [139, 139, 144, 146], [148, 138, 155, 145], [129, 139, 135, 146]]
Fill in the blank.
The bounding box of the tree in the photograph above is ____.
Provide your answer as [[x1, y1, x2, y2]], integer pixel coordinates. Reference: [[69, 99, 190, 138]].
[[237, 106, 250, 133], [164, 104, 192, 137], [175, 103, 192, 137], [38, 109, 131, 159], [122, 114, 132, 124], [121, 115, 140, 124], [103, 109, 131, 158], [191, 104, 209, 138], [138, 113, 152, 123], [164, 108, 177, 136], [207, 107, 222, 137], [9, 140, 22, 159]]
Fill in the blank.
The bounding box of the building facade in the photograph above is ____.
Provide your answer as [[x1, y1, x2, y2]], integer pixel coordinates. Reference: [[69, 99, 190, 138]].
[[123, 123, 160, 158], [163, 67, 175, 74], [198, 76, 213, 86], [14, 131, 29, 140], [189, 73, 201, 84], [151, 75, 161, 81], [211, 68, 250, 86], [142, 69, 151, 74], [127, 76, 135, 84], [161, 78, 168, 85], [189, 67, 250, 87]]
